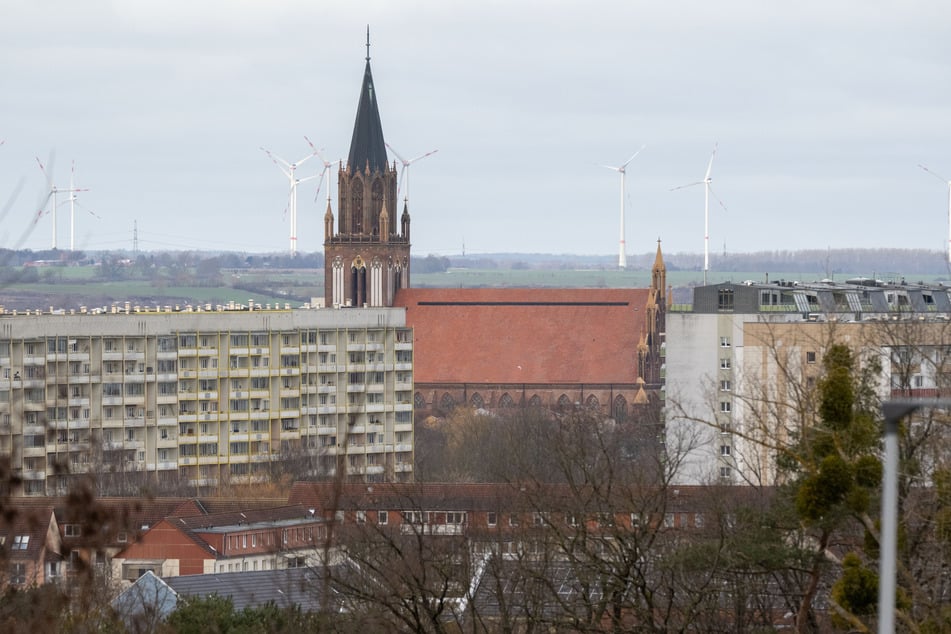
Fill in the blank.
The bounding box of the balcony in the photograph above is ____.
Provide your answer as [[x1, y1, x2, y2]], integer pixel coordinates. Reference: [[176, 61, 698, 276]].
[[395, 403, 413, 412], [102, 351, 124, 361], [394, 422, 413, 433], [395, 341, 413, 351], [23, 446, 46, 458], [395, 463, 413, 473], [347, 384, 365, 393], [197, 347, 218, 357], [178, 414, 198, 423], [395, 363, 412, 371], [395, 443, 413, 453], [157, 350, 178, 360], [279, 368, 300, 377]]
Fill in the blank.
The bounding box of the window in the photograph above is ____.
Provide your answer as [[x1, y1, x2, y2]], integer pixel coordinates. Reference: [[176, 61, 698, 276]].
[[719, 380, 732, 392], [717, 288, 734, 310], [720, 445, 731, 456], [487, 512, 497, 527], [806, 351, 817, 364], [12, 535, 29, 550], [720, 358, 731, 370], [720, 336, 731, 348], [508, 515, 519, 527], [720, 401, 732, 413], [378, 510, 388, 525], [720, 466, 731, 479], [356, 510, 366, 524], [914, 375, 925, 388], [10, 563, 26, 585], [64, 524, 81, 538]]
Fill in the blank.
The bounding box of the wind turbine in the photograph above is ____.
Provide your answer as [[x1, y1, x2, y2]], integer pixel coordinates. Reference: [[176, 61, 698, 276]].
[[65, 161, 98, 251], [303, 136, 336, 209], [671, 143, 727, 284], [35, 157, 88, 250], [261, 142, 318, 255], [385, 143, 438, 204], [601, 145, 645, 269], [918, 164, 951, 265]]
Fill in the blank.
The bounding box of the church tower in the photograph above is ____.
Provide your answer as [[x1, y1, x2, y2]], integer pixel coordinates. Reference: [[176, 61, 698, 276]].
[[324, 34, 409, 308]]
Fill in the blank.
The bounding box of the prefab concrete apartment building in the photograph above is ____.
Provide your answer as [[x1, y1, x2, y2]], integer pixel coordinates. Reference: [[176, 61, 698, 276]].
[[0, 305, 414, 496]]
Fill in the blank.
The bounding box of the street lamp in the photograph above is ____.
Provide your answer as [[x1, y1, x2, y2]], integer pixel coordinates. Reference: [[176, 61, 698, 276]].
[[878, 399, 951, 634]]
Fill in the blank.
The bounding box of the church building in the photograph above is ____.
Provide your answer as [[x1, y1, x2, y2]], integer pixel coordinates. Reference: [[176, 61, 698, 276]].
[[326, 40, 666, 426]]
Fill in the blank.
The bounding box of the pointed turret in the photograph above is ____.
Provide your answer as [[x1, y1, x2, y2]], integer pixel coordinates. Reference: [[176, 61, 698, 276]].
[[401, 200, 411, 242], [379, 193, 390, 243], [651, 238, 666, 304], [324, 200, 334, 241]]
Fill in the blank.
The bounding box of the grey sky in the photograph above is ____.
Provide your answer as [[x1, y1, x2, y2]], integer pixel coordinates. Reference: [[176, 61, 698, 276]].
[[1, 0, 949, 258]]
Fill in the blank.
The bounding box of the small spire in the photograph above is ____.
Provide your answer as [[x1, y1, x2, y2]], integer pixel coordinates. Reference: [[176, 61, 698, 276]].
[[366, 26, 370, 62]]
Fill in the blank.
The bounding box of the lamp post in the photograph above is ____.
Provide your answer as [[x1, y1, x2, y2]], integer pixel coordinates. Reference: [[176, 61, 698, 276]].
[[878, 399, 951, 634]]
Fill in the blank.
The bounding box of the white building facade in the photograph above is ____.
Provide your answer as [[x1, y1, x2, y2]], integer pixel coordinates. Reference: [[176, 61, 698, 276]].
[[666, 279, 951, 486]]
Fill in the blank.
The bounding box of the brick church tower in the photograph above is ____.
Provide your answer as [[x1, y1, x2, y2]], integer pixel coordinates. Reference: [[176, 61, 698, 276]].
[[324, 36, 410, 308]]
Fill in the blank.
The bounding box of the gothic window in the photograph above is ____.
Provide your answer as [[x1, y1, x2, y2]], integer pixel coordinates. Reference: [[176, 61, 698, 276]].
[[527, 394, 541, 408], [498, 393, 515, 408], [612, 395, 628, 422], [585, 395, 600, 409], [350, 181, 364, 234], [470, 393, 485, 409], [371, 179, 384, 236], [557, 394, 572, 411], [414, 392, 426, 409], [440, 393, 455, 412]]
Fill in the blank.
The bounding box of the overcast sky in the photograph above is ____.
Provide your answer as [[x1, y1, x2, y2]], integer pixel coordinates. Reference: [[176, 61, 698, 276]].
[[1, 1, 949, 260]]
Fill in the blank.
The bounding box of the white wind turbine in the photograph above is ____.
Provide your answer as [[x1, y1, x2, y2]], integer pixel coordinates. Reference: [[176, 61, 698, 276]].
[[601, 145, 645, 269], [385, 143, 438, 204], [65, 161, 99, 251], [303, 136, 337, 209], [261, 141, 319, 255], [671, 143, 727, 284], [35, 157, 88, 250], [918, 164, 951, 265]]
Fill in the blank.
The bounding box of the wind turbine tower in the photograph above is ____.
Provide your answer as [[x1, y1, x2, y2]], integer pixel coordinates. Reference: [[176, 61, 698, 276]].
[[35, 157, 88, 250], [918, 164, 951, 265], [385, 143, 438, 204], [671, 143, 726, 284], [261, 141, 319, 255], [66, 161, 98, 251], [601, 146, 644, 269]]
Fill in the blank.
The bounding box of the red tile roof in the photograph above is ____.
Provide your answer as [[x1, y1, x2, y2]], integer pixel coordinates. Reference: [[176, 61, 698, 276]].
[[394, 288, 650, 384]]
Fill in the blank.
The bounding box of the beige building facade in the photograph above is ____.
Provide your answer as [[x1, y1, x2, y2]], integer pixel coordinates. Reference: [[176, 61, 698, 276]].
[[0, 306, 414, 496]]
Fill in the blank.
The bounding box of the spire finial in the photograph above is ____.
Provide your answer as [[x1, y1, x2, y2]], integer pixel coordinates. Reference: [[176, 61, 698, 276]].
[[366, 26, 371, 62]]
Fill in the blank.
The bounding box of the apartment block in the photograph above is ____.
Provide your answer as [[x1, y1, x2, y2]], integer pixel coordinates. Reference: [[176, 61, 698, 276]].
[[666, 278, 951, 485], [0, 306, 414, 496]]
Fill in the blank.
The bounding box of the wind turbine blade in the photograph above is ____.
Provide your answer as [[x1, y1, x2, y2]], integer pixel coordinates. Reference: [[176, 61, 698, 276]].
[[397, 167, 407, 200], [76, 201, 101, 219], [705, 143, 718, 181], [919, 163, 949, 183], [385, 142, 408, 165], [621, 144, 647, 169], [407, 149, 438, 164], [709, 185, 729, 213], [599, 164, 621, 172], [669, 181, 704, 192], [314, 166, 329, 202]]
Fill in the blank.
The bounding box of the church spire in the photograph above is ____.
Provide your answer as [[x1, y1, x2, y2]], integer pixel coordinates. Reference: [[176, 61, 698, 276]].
[[347, 27, 388, 174]]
